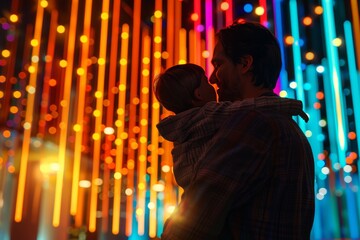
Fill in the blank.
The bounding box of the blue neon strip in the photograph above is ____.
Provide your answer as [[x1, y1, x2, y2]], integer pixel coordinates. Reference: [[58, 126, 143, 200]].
[[321, 0, 348, 167], [289, 0, 306, 131], [344, 20, 360, 236]]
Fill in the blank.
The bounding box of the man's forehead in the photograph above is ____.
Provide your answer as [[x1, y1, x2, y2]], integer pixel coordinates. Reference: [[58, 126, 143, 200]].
[[211, 42, 226, 63]]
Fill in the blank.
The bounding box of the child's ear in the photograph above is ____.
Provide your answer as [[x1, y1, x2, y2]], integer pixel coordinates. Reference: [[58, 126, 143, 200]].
[[239, 55, 253, 73], [193, 87, 202, 100]]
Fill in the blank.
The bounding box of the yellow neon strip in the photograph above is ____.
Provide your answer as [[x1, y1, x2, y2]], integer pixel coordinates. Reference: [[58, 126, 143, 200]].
[[149, 0, 163, 236], [189, 30, 195, 63], [89, 0, 110, 232], [174, 0, 182, 64], [350, 0, 360, 70], [112, 23, 129, 234], [70, 0, 92, 216], [15, 0, 44, 222], [53, 0, 79, 227], [137, 34, 150, 237]]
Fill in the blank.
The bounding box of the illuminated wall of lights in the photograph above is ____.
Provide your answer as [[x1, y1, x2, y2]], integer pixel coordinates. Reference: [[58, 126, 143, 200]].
[[0, 0, 359, 239]]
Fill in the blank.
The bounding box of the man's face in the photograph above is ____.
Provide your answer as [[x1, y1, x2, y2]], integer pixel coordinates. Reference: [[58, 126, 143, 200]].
[[209, 41, 242, 101]]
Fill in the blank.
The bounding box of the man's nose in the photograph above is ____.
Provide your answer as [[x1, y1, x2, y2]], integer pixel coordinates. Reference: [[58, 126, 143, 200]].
[[209, 71, 218, 84]]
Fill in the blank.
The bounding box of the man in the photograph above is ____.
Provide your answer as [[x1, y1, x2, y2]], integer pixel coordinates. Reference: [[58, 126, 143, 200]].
[[161, 21, 315, 239]]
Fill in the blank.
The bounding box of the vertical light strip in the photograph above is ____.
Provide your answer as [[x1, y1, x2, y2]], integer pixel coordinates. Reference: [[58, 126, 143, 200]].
[[112, 23, 130, 235], [54, 0, 79, 227], [350, 0, 360, 70], [14, 0, 44, 222], [38, 10, 58, 137], [166, 0, 174, 68], [89, 0, 110, 232], [225, 0, 233, 26], [137, 34, 150, 237], [289, 0, 306, 131], [305, 65, 323, 240], [193, 0, 201, 65], [259, 0, 268, 25], [205, 0, 214, 77], [322, 0, 347, 166], [125, 0, 141, 236], [70, 0, 92, 216], [344, 20, 360, 235], [108, 0, 121, 234], [273, 0, 287, 92], [179, 29, 187, 64], [173, 0, 182, 65], [150, 0, 162, 236], [101, 0, 121, 232]]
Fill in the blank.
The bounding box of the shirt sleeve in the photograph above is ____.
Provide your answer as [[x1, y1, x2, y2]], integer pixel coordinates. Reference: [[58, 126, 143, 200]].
[[161, 110, 275, 240]]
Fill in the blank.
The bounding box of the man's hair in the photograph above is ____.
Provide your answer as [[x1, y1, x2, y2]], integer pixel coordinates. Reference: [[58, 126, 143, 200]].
[[154, 63, 204, 114], [217, 20, 282, 89]]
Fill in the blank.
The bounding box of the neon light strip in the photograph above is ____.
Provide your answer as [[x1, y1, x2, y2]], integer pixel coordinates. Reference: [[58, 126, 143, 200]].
[[322, 0, 347, 166], [15, 0, 44, 222], [259, 0, 268, 25], [38, 10, 57, 137], [71, 0, 92, 217], [205, 0, 214, 77], [350, 0, 360, 70], [137, 32, 150, 237], [89, 0, 110, 232], [289, 0, 306, 130], [344, 20, 360, 236], [273, 0, 287, 93], [53, 0, 79, 227]]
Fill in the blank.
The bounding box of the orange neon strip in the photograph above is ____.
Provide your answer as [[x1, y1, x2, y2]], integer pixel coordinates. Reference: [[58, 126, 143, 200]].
[[70, 0, 92, 216], [38, 10, 58, 137], [179, 28, 187, 63], [350, 0, 360, 70], [112, 23, 130, 235], [15, 0, 44, 222], [149, 0, 163, 236], [53, 0, 79, 227], [89, 0, 110, 232], [194, 0, 201, 65], [137, 35, 150, 237], [107, 0, 121, 234], [124, 0, 141, 235], [173, 0, 182, 64], [166, 0, 175, 68]]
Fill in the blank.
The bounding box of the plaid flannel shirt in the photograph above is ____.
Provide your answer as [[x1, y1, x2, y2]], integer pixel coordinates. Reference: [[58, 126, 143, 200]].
[[158, 96, 314, 239]]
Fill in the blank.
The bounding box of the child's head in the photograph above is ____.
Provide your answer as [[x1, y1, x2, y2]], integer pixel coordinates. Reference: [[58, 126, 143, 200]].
[[154, 64, 216, 114]]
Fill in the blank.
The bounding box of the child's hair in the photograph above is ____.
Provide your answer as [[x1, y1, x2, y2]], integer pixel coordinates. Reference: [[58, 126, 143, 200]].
[[154, 63, 205, 114]]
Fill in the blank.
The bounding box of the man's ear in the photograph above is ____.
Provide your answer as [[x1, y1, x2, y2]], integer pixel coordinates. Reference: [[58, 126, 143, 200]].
[[239, 55, 253, 73]]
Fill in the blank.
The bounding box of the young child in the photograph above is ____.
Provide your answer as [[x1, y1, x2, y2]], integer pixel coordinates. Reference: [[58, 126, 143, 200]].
[[154, 63, 217, 114], [154, 63, 308, 190]]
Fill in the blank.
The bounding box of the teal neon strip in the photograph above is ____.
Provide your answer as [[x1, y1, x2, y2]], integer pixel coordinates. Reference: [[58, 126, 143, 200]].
[[344, 20, 360, 237], [289, 0, 306, 131], [321, 59, 339, 168], [305, 65, 323, 239], [305, 65, 323, 176], [321, 0, 348, 167]]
